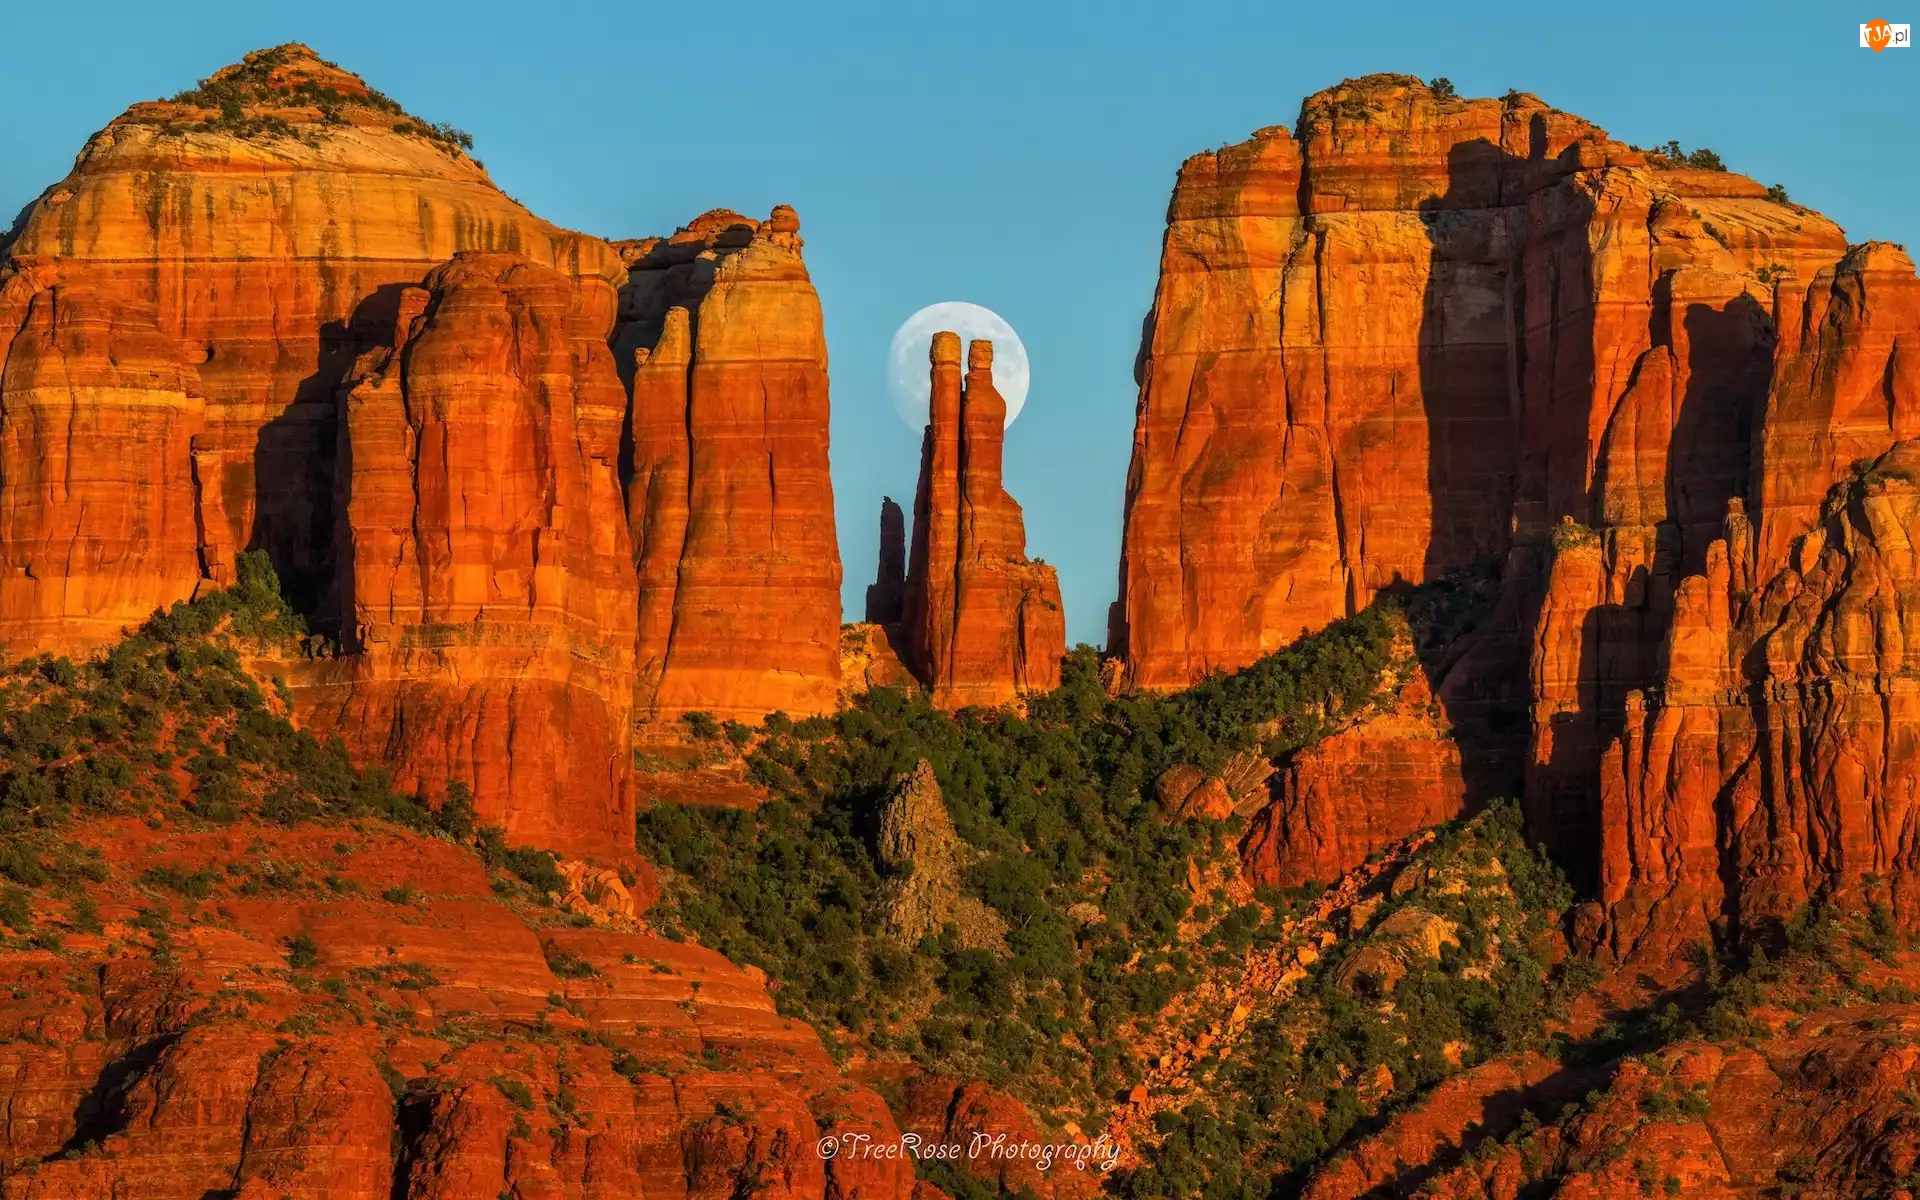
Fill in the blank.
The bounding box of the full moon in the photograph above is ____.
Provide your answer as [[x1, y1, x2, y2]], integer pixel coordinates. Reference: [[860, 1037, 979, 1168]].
[[885, 302, 1030, 431]]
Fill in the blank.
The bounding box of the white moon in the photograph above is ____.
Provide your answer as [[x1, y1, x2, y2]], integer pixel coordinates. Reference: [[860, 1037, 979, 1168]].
[[886, 302, 1029, 431]]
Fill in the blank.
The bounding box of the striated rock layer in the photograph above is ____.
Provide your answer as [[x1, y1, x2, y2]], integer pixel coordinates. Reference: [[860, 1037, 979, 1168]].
[[614, 207, 843, 722], [0, 262, 212, 656], [1107, 74, 1920, 914], [900, 334, 1065, 708], [0, 817, 928, 1200], [1109, 73, 1844, 706], [1242, 665, 1467, 889], [1594, 246, 1920, 961], [294, 252, 638, 858], [3, 44, 623, 632], [0, 48, 860, 854]]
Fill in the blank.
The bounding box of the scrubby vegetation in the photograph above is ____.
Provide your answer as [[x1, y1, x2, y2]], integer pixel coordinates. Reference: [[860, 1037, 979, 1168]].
[[150, 44, 474, 152], [0, 551, 561, 924], [641, 607, 1402, 1122], [1118, 802, 1579, 1198], [1640, 139, 1727, 171]]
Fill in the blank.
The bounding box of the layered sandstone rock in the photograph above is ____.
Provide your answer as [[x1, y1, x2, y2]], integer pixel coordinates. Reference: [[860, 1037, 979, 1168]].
[[1573, 243, 1920, 961], [0, 262, 213, 656], [0, 817, 923, 1200], [3, 44, 622, 622], [294, 252, 637, 858], [615, 207, 843, 722], [1596, 432, 1920, 960], [1110, 74, 1844, 707], [1241, 669, 1467, 889], [900, 334, 1065, 707]]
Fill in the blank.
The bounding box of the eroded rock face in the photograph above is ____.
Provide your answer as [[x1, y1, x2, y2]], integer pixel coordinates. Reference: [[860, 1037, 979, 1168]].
[[3, 44, 623, 616], [875, 760, 1006, 949], [1241, 669, 1467, 889], [0, 818, 922, 1200], [1598, 432, 1920, 961], [0, 262, 213, 656], [614, 207, 843, 722], [901, 334, 1065, 708], [294, 252, 638, 858], [1109, 74, 1845, 708], [1576, 244, 1920, 962]]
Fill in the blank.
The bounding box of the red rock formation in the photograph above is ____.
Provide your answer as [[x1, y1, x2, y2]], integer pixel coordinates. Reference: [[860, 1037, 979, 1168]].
[[0, 816, 921, 1200], [1110, 75, 1845, 702], [293, 252, 637, 858], [866, 496, 907, 623], [0, 261, 213, 656], [1241, 668, 1468, 889], [615, 207, 843, 722], [882, 1071, 1103, 1199], [1756, 242, 1920, 575], [900, 334, 1065, 707], [1569, 244, 1920, 961], [2, 44, 622, 616]]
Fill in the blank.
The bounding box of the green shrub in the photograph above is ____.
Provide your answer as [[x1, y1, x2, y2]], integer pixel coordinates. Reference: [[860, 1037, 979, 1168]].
[[286, 931, 320, 970]]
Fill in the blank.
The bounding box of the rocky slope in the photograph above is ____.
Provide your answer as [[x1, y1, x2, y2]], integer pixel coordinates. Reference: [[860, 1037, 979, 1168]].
[[898, 333, 1066, 708]]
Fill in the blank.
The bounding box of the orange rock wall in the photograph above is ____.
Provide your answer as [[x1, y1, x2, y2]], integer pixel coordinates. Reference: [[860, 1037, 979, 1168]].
[[1241, 671, 1467, 889], [4, 49, 623, 619], [0, 50, 856, 853], [1595, 246, 1920, 960], [1111, 75, 1845, 700], [615, 208, 844, 722], [294, 253, 638, 857], [0, 262, 212, 656]]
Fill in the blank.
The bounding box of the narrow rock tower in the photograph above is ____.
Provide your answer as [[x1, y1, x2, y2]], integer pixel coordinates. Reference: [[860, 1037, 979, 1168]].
[[865, 496, 906, 623], [899, 334, 1065, 707]]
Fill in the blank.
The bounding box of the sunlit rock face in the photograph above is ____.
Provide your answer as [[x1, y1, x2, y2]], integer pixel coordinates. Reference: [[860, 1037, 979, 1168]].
[[613, 206, 845, 724], [1109, 75, 1920, 952], [3, 44, 623, 627], [900, 333, 1065, 708]]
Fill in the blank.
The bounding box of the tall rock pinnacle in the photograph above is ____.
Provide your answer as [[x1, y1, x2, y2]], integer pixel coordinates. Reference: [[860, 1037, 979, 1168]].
[[900, 334, 1065, 707], [865, 496, 907, 624]]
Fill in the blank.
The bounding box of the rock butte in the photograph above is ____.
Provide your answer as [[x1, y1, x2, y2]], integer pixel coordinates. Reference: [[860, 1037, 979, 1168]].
[[613, 205, 843, 725], [897, 333, 1066, 708], [1111, 73, 1920, 944], [0, 46, 845, 856]]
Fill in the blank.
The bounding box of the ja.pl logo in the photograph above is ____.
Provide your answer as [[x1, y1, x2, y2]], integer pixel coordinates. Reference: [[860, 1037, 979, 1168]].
[[1862, 19, 1912, 50]]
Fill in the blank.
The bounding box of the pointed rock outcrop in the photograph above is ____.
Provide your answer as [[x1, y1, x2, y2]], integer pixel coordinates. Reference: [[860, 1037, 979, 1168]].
[[900, 334, 1065, 707], [865, 496, 907, 624]]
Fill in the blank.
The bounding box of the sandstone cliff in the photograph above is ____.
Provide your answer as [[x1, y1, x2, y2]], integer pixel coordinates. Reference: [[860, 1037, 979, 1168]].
[[0, 48, 862, 856], [899, 334, 1065, 707], [0, 263, 211, 656], [1108, 75, 1920, 926], [293, 252, 639, 858], [1110, 73, 1844, 708], [3, 44, 622, 638], [614, 207, 844, 722]]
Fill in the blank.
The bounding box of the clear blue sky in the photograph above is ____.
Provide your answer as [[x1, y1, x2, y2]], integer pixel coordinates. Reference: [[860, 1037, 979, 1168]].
[[3, 1, 1913, 646]]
